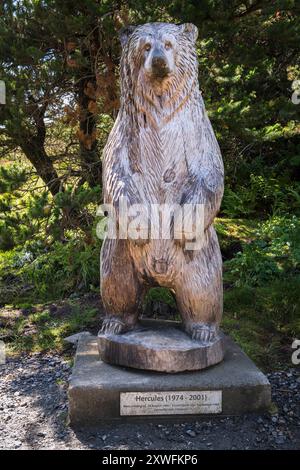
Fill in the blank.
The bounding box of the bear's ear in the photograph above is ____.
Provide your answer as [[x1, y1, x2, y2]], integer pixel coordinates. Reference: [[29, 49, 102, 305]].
[[119, 25, 137, 48], [179, 23, 198, 43]]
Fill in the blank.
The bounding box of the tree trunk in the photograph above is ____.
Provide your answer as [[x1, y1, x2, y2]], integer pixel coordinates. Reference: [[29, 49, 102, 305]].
[[76, 31, 102, 189], [21, 141, 62, 196]]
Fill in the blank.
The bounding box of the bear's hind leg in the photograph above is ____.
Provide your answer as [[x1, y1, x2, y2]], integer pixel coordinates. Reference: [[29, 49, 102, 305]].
[[175, 227, 223, 344], [100, 239, 144, 335]]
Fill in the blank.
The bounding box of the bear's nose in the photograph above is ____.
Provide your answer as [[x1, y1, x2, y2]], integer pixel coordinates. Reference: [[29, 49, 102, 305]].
[[152, 56, 167, 68], [151, 52, 169, 77]]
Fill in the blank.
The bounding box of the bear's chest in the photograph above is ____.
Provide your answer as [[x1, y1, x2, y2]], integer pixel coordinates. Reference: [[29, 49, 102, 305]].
[[138, 122, 189, 202]]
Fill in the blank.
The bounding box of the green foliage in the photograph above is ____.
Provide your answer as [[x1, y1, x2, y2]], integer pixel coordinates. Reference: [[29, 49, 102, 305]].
[[0, 164, 29, 250], [214, 216, 300, 369], [222, 176, 300, 218], [0, 165, 27, 193], [144, 287, 177, 309], [53, 184, 101, 213], [19, 239, 100, 298], [224, 216, 300, 286], [223, 276, 300, 369]]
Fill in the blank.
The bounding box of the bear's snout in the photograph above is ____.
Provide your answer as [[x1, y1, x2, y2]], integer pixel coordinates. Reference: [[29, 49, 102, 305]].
[[151, 51, 170, 78]]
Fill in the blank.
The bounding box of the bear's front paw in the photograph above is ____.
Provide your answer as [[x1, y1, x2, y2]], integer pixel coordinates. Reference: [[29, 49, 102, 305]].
[[174, 233, 204, 251], [185, 322, 218, 344], [174, 232, 195, 248]]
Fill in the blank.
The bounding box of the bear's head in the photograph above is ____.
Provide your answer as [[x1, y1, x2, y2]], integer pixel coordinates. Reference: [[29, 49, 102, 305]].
[[119, 22, 198, 109]]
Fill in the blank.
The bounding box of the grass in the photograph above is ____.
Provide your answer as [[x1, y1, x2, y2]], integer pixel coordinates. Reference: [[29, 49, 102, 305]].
[[223, 277, 300, 369], [0, 297, 100, 355]]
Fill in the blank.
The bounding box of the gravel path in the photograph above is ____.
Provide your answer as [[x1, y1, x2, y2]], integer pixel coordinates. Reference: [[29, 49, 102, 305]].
[[0, 353, 299, 450]]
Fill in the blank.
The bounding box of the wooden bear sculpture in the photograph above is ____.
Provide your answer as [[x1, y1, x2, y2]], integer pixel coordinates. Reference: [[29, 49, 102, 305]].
[[100, 22, 224, 347]]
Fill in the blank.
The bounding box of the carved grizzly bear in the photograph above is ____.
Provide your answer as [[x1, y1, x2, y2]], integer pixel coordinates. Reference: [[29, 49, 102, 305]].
[[100, 22, 224, 344]]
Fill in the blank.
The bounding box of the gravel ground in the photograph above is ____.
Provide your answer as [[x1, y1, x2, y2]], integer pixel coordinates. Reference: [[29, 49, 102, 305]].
[[0, 353, 299, 450]]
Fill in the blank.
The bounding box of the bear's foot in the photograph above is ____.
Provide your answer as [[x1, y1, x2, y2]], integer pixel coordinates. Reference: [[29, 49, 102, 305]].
[[185, 322, 218, 344], [100, 317, 129, 335]]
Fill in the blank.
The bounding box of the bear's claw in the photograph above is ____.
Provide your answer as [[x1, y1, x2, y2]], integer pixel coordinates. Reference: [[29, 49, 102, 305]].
[[100, 318, 126, 335], [187, 322, 218, 344]]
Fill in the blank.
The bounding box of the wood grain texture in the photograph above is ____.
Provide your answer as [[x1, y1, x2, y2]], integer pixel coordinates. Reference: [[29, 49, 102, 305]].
[[100, 22, 224, 359], [98, 320, 224, 373]]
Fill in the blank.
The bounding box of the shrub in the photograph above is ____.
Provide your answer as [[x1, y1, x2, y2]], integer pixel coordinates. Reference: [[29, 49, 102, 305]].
[[224, 216, 300, 286]]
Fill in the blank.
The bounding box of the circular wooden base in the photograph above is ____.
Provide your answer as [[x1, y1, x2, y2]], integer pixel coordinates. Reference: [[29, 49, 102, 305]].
[[97, 320, 225, 373]]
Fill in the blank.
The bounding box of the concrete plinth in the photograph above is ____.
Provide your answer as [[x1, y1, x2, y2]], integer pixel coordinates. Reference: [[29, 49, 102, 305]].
[[68, 332, 271, 427]]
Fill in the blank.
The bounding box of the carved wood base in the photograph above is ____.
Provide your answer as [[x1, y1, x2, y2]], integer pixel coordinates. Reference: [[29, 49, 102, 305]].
[[97, 320, 225, 373]]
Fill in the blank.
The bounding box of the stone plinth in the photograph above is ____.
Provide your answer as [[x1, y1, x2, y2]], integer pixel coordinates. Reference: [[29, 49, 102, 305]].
[[68, 329, 271, 427]]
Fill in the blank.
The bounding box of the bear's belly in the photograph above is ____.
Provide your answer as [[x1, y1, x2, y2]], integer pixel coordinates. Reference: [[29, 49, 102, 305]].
[[130, 239, 181, 286]]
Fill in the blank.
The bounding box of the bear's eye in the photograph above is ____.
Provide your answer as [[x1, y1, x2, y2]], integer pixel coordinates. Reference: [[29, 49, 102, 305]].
[[165, 41, 172, 50], [144, 43, 152, 52]]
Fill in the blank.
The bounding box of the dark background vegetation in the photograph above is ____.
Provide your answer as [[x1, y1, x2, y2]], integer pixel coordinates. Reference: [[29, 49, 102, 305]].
[[0, 0, 299, 369]]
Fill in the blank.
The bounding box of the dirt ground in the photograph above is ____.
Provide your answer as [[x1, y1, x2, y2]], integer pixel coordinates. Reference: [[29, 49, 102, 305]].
[[0, 351, 299, 450]]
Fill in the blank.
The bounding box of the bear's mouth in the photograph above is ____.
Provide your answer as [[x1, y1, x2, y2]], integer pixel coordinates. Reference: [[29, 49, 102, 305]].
[[151, 67, 170, 79]]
